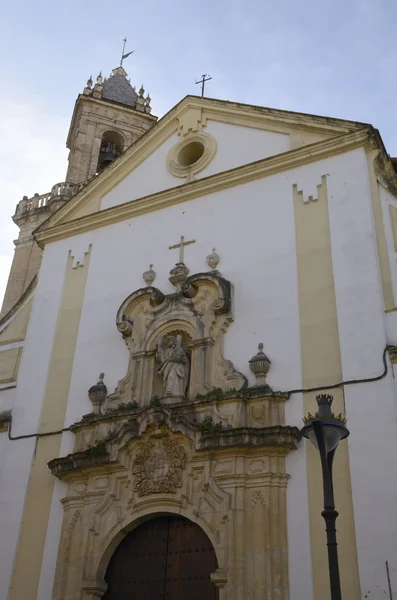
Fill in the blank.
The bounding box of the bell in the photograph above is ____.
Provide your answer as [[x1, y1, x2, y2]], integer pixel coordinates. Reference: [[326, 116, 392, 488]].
[[98, 151, 117, 171]]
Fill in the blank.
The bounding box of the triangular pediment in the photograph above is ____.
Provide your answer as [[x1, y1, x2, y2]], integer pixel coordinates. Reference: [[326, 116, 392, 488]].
[[34, 95, 373, 245]]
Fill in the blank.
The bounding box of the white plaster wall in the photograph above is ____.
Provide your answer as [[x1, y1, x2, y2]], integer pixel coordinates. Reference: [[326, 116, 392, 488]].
[[0, 239, 71, 594], [199, 120, 290, 178], [61, 153, 374, 596], [64, 163, 321, 595], [37, 432, 73, 600], [101, 121, 290, 211], [67, 172, 305, 424], [8, 144, 397, 596], [101, 132, 179, 209], [328, 148, 397, 595]]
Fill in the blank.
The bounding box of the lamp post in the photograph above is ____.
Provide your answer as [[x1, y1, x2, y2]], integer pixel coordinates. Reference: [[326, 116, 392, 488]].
[[301, 394, 349, 600]]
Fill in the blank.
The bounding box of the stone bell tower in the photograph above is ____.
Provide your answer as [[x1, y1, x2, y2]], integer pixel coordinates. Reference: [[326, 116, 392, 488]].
[[66, 67, 156, 184], [0, 66, 157, 318]]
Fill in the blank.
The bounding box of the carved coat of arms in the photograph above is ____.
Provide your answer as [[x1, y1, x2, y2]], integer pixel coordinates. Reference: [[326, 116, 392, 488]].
[[132, 438, 187, 496]]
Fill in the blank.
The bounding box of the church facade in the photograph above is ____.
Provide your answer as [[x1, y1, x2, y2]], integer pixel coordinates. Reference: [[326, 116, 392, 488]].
[[1, 64, 397, 600]]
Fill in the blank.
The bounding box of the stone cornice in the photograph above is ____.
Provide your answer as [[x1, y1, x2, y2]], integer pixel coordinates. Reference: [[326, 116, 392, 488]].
[[48, 424, 300, 480], [197, 425, 301, 451], [34, 127, 372, 248]]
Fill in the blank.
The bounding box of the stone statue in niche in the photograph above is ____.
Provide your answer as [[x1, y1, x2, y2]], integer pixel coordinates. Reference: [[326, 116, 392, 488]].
[[156, 335, 190, 398]]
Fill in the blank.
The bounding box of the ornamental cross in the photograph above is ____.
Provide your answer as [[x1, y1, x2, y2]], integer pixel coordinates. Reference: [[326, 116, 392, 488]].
[[195, 73, 212, 97], [168, 235, 196, 264]]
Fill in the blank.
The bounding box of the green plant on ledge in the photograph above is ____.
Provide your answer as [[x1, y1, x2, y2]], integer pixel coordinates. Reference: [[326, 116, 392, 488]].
[[86, 439, 108, 457], [107, 401, 139, 413], [198, 415, 223, 433], [303, 412, 347, 425], [195, 388, 226, 400], [149, 395, 161, 407]]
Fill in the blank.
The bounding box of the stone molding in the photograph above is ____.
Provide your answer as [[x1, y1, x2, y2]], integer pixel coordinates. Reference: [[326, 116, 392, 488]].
[[166, 131, 217, 179]]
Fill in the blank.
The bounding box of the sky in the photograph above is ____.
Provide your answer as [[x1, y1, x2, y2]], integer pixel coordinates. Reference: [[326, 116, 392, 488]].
[[0, 0, 396, 307]]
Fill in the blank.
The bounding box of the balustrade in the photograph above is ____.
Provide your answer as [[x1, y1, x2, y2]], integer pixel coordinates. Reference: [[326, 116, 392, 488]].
[[14, 179, 90, 220]]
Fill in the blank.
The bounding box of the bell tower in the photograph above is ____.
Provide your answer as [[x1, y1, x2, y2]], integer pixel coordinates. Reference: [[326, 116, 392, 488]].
[[0, 66, 157, 318], [66, 66, 156, 184]]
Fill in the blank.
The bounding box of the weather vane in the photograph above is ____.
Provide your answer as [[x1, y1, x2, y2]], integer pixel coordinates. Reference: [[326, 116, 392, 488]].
[[195, 74, 212, 97], [120, 37, 134, 67]]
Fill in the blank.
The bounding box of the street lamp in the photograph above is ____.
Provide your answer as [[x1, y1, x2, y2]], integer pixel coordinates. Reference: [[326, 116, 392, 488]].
[[301, 394, 349, 600]]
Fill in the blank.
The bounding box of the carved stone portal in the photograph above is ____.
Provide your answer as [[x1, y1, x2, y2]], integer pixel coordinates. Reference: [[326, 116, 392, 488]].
[[49, 409, 300, 600], [104, 271, 246, 411]]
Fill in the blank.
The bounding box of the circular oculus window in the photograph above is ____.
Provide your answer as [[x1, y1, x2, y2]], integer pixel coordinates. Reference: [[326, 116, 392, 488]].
[[177, 141, 205, 166], [166, 133, 217, 178]]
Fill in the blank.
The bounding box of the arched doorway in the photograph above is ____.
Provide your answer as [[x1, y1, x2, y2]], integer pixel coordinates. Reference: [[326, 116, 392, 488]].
[[103, 515, 219, 599]]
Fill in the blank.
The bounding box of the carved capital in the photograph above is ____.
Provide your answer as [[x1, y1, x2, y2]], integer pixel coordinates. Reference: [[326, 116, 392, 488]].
[[210, 568, 228, 588]]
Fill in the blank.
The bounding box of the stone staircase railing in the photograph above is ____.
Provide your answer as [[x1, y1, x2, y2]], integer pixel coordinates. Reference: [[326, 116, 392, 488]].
[[13, 180, 90, 220]]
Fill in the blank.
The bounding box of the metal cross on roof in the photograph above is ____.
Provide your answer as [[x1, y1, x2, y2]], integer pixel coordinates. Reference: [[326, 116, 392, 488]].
[[195, 74, 212, 97]]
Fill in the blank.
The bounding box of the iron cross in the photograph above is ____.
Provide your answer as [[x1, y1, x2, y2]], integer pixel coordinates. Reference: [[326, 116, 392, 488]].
[[195, 74, 212, 97], [168, 235, 196, 263]]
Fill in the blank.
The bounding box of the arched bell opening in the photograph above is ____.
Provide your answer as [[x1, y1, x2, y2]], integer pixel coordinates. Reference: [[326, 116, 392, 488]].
[[97, 130, 124, 173], [102, 514, 219, 600]]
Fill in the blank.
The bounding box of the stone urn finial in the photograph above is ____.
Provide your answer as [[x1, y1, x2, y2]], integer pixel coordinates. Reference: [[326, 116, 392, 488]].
[[249, 343, 271, 386], [142, 264, 156, 286], [88, 373, 107, 414], [206, 248, 220, 271]]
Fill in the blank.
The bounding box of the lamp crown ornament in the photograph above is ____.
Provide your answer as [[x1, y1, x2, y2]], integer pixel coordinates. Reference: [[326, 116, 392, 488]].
[[316, 393, 334, 416], [302, 394, 347, 426]]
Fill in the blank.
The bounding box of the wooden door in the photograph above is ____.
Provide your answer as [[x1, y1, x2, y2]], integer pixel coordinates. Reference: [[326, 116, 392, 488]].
[[103, 515, 219, 600]]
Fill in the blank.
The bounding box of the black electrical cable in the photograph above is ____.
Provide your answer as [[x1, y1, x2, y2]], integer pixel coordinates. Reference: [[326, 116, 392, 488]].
[[283, 345, 390, 396], [5, 345, 391, 442], [8, 423, 71, 442]]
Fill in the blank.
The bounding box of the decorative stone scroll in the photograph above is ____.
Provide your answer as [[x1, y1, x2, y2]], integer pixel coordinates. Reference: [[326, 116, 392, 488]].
[[104, 271, 246, 411]]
